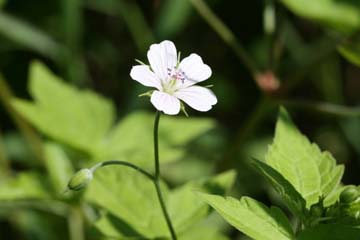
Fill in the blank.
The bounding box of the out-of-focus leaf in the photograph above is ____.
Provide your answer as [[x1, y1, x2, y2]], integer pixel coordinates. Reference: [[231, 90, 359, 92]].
[[279, 0, 360, 33], [265, 107, 344, 207], [44, 142, 74, 193], [13, 210, 67, 240], [179, 223, 229, 240], [0, 0, 5, 8], [86, 167, 168, 238], [155, 0, 192, 38], [298, 224, 360, 240], [0, 172, 50, 200], [3, 132, 37, 165], [88, 169, 235, 239], [339, 40, 360, 67], [12, 61, 116, 155], [0, 12, 63, 60], [252, 159, 306, 218], [199, 194, 295, 240], [169, 170, 236, 234], [100, 111, 215, 167]]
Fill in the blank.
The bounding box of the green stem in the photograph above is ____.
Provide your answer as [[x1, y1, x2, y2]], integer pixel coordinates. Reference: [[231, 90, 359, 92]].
[[68, 206, 84, 240], [90, 149, 177, 239], [153, 111, 177, 240], [91, 160, 154, 181]]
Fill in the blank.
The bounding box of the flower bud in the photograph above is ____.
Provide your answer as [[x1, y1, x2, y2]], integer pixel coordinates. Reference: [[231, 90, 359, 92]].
[[340, 186, 360, 204], [67, 169, 93, 191]]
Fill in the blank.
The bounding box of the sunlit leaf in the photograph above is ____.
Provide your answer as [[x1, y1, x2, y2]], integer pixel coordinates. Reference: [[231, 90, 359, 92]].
[[252, 159, 306, 218], [87, 169, 235, 238], [100, 111, 215, 167], [199, 194, 295, 240], [0, 172, 51, 200], [265, 107, 344, 207], [12, 61, 116, 155]]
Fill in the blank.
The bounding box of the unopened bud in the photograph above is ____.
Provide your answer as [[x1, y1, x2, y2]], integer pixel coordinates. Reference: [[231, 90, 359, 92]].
[[67, 169, 93, 191], [340, 186, 360, 204]]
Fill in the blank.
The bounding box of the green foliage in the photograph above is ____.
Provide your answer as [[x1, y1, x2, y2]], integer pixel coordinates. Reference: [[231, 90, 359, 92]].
[[298, 224, 360, 240], [0, 12, 62, 60], [13, 61, 116, 154], [155, 0, 192, 38], [199, 108, 359, 239], [87, 169, 236, 238], [12, 61, 216, 167], [252, 159, 306, 218], [44, 142, 74, 193], [0, 172, 51, 200], [279, 0, 360, 33], [338, 41, 360, 67], [199, 193, 295, 240], [101, 111, 215, 167], [265, 107, 344, 207]]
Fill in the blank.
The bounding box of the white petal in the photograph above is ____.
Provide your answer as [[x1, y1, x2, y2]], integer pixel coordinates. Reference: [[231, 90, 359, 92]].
[[179, 53, 212, 87], [147, 40, 177, 82], [174, 86, 217, 112], [130, 65, 161, 89], [150, 90, 181, 115]]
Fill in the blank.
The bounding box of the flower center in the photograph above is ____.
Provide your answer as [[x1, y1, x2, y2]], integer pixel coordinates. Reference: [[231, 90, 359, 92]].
[[162, 67, 186, 94]]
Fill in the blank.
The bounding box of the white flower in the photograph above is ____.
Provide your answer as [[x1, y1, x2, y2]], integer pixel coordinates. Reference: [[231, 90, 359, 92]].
[[130, 40, 217, 115]]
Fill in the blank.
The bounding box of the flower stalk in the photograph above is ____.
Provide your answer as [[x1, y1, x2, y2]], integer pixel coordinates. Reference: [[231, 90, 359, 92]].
[[67, 112, 177, 239], [153, 111, 177, 240]]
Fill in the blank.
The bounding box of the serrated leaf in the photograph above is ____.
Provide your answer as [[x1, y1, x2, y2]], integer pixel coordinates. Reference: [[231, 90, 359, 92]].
[[298, 224, 360, 240], [12, 61, 115, 155], [279, 0, 360, 33], [199, 194, 295, 240], [44, 142, 74, 193], [99, 111, 215, 167], [252, 159, 306, 218], [266, 107, 344, 207]]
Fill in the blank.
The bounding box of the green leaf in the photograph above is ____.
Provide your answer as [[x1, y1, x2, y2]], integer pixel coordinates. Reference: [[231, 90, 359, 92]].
[[44, 142, 74, 193], [338, 37, 360, 67], [87, 168, 235, 239], [252, 159, 306, 218], [199, 194, 295, 240], [12, 61, 116, 155], [86, 166, 168, 238], [265, 107, 344, 207], [0, 172, 51, 200], [279, 0, 360, 33], [168, 170, 236, 233], [0, 0, 5, 8], [298, 224, 360, 240], [100, 111, 215, 167]]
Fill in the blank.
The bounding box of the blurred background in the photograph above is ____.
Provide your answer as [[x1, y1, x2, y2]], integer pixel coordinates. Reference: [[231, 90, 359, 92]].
[[1, 0, 360, 239]]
